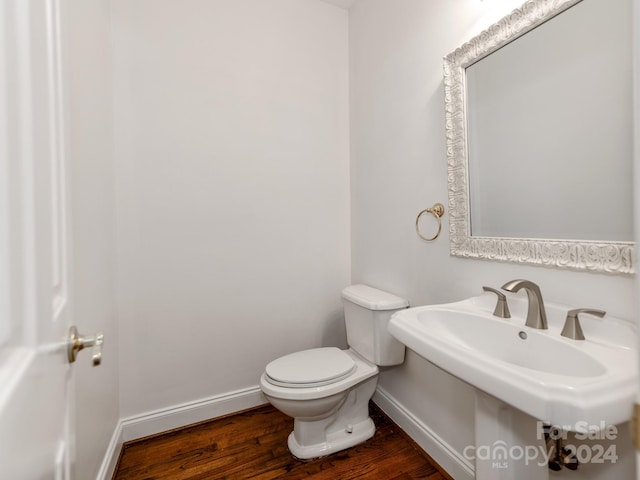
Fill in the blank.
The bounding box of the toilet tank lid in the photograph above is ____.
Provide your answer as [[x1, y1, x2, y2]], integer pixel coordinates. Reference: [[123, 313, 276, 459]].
[[341, 284, 408, 311]]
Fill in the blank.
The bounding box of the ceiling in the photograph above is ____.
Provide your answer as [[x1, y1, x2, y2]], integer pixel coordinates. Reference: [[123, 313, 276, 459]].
[[319, 0, 358, 10]]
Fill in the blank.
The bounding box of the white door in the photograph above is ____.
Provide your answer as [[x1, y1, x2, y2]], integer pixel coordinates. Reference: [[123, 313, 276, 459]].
[[635, 0, 640, 477], [0, 1, 101, 478]]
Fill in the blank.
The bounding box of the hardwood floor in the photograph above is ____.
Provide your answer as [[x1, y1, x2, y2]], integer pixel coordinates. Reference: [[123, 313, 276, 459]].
[[113, 403, 452, 479]]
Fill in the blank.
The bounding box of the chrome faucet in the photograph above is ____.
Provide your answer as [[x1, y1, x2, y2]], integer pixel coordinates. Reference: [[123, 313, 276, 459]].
[[501, 279, 548, 329]]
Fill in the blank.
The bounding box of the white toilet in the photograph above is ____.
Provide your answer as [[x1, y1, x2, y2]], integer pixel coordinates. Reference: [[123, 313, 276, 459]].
[[259, 284, 408, 459]]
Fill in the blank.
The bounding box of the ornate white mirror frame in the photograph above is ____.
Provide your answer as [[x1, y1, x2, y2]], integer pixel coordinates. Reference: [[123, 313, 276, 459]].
[[443, 0, 635, 275]]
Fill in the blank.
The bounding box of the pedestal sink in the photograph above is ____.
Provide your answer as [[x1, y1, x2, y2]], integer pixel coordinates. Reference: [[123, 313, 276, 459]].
[[388, 292, 637, 479]]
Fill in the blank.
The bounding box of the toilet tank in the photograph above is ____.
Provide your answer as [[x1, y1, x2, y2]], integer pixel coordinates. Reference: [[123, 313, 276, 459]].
[[341, 284, 409, 366]]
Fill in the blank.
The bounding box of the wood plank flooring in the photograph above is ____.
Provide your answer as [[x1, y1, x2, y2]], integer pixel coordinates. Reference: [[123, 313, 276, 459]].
[[113, 402, 452, 479]]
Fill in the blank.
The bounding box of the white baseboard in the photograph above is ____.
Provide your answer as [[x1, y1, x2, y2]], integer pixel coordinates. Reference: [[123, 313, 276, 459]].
[[373, 386, 474, 480], [96, 420, 124, 480], [96, 386, 266, 480], [97, 385, 473, 480]]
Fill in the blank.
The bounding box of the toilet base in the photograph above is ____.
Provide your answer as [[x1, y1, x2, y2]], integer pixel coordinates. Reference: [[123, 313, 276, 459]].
[[287, 416, 375, 460]]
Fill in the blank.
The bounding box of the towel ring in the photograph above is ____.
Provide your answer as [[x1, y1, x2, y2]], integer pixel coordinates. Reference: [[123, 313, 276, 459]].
[[416, 203, 445, 241]]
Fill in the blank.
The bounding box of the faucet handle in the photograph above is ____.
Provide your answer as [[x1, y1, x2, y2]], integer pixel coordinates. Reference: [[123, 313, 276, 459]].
[[482, 286, 511, 318], [560, 308, 606, 340]]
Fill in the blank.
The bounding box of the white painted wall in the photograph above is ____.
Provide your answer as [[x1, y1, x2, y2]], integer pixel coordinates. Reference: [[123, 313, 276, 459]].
[[111, 0, 350, 418], [59, 0, 637, 476], [350, 0, 636, 478], [64, 0, 119, 478]]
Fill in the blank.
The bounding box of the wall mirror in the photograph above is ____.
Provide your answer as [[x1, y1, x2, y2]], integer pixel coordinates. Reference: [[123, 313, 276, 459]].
[[444, 0, 634, 274]]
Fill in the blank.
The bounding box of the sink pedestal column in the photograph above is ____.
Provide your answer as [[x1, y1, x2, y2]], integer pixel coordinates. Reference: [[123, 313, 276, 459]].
[[474, 391, 549, 480]]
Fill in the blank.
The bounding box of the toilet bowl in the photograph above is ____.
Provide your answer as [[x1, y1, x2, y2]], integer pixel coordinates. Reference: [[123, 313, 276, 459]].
[[260, 347, 378, 459], [260, 285, 408, 459]]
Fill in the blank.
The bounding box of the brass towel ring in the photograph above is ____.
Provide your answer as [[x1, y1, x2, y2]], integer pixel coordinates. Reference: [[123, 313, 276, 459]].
[[416, 203, 445, 241]]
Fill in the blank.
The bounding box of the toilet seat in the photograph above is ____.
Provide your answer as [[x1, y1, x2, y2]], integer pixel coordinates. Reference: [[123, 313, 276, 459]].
[[260, 348, 378, 401], [265, 347, 356, 388]]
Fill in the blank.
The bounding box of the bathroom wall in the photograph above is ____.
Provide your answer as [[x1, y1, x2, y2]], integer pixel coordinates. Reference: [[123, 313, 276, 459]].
[[349, 0, 636, 479], [65, 0, 120, 478], [111, 0, 350, 418]]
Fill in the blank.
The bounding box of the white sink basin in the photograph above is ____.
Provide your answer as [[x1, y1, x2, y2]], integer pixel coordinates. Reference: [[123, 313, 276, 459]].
[[388, 294, 637, 430]]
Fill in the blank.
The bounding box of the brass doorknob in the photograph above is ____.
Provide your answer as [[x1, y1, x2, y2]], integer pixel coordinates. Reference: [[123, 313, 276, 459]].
[[68, 326, 104, 366]]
